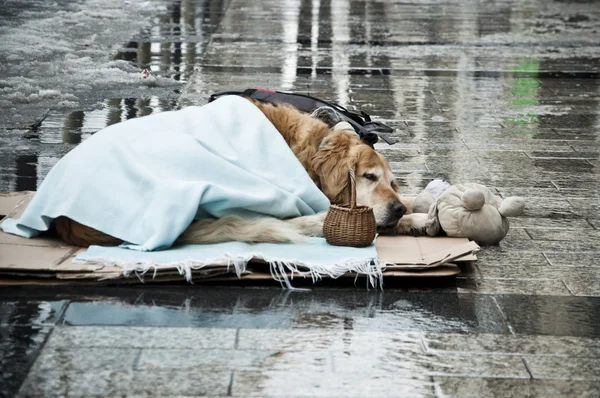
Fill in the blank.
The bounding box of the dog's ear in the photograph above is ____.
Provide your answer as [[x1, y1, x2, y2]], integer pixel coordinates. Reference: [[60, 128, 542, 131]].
[[310, 132, 358, 203]]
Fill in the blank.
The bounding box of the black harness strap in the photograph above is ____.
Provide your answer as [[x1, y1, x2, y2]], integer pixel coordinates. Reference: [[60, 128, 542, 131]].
[[209, 89, 396, 146]]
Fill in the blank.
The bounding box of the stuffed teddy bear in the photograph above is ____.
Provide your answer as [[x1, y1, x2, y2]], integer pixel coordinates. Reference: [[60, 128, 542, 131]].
[[413, 180, 525, 245]]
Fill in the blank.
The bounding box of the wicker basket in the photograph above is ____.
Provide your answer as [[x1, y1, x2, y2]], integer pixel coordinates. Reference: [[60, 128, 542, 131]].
[[323, 169, 377, 247]]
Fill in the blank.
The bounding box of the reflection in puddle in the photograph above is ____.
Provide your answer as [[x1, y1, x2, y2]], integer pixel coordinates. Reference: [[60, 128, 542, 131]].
[[38, 97, 178, 145], [115, 0, 230, 82]]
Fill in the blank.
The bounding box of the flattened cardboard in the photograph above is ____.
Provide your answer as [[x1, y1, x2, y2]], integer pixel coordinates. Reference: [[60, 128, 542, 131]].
[[0, 244, 77, 271], [0, 192, 33, 217], [377, 236, 479, 269], [180, 264, 461, 283], [382, 266, 460, 277], [0, 230, 70, 247], [0, 191, 34, 219], [0, 191, 476, 285]]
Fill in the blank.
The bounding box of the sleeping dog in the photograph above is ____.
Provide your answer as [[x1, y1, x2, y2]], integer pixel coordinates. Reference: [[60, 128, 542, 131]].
[[56, 98, 428, 247]]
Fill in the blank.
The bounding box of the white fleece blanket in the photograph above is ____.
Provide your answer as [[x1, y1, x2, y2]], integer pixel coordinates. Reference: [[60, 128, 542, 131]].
[[1, 96, 331, 250]]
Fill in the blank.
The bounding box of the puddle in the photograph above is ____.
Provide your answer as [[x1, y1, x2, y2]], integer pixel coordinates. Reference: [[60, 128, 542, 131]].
[[114, 0, 231, 83], [36, 97, 179, 145], [3, 286, 599, 338]]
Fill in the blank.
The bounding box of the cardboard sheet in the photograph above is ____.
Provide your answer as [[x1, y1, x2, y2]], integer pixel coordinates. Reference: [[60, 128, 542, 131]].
[[0, 191, 478, 285], [377, 235, 479, 269], [0, 191, 34, 219]]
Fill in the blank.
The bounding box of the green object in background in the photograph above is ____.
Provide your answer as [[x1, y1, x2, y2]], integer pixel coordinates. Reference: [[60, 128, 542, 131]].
[[504, 59, 540, 135]]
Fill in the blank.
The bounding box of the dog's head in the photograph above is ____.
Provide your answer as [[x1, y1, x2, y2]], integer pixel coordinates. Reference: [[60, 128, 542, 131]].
[[311, 130, 406, 228]]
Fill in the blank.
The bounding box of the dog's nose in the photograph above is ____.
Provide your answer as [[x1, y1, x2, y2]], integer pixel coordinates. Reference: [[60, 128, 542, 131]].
[[391, 201, 407, 217]]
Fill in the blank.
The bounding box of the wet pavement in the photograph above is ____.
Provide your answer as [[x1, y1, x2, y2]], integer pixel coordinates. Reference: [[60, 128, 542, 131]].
[[1, 0, 600, 396]]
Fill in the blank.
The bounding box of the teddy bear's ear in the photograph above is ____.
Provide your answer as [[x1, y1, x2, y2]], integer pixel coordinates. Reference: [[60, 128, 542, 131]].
[[413, 191, 435, 214], [498, 197, 525, 217], [425, 202, 441, 236]]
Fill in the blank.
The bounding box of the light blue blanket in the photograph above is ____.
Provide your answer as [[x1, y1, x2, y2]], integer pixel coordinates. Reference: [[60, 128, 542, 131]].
[[1, 96, 330, 250]]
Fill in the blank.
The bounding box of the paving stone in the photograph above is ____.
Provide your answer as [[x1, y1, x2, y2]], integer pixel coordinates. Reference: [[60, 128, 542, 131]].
[[19, 369, 232, 396], [551, 176, 600, 191], [27, 347, 139, 373], [563, 275, 600, 297], [494, 295, 600, 338], [463, 141, 574, 152], [237, 329, 425, 353], [332, 351, 529, 378], [433, 377, 529, 398], [456, 278, 572, 296], [526, 229, 600, 242], [0, 325, 51, 398], [515, 240, 600, 253], [232, 371, 436, 397], [388, 161, 428, 172], [0, 300, 68, 326], [500, 228, 534, 247], [127, 370, 232, 396], [526, 151, 598, 160], [354, 293, 508, 334], [534, 158, 596, 173], [138, 348, 333, 372], [478, 265, 597, 284], [19, 369, 134, 397], [544, 252, 600, 267], [519, 199, 577, 219], [525, 380, 600, 398], [526, 356, 600, 381], [568, 198, 600, 218], [510, 217, 592, 230], [46, 326, 236, 349], [476, 249, 549, 267], [483, 177, 557, 189], [423, 333, 600, 357], [433, 377, 600, 398], [496, 187, 590, 200]]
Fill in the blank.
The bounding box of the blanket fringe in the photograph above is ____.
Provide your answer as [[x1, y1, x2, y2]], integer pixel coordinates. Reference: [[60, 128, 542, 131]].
[[76, 253, 382, 289]]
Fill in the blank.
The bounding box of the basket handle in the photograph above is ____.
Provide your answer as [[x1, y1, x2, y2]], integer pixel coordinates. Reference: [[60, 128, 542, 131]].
[[347, 168, 357, 209]]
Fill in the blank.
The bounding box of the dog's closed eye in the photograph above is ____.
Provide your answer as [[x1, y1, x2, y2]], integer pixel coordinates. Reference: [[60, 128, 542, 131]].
[[363, 173, 378, 181]]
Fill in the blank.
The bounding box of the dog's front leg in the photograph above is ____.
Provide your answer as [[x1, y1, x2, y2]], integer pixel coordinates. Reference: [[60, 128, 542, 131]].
[[385, 213, 429, 236], [287, 212, 327, 237]]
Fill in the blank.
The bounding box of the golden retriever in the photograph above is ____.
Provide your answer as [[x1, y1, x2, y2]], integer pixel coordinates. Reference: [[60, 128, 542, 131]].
[[55, 98, 427, 247]]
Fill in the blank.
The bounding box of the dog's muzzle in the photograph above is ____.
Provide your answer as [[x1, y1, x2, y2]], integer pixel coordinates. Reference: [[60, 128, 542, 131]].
[[377, 201, 407, 228]]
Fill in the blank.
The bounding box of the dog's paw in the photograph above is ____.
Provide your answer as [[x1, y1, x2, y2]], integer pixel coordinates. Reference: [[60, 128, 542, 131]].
[[410, 224, 428, 237], [409, 219, 428, 236], [388, 213, 429, 236]]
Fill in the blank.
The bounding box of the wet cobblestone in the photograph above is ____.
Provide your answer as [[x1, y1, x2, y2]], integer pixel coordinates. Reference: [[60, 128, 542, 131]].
[[1, 0, 600, 396]]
